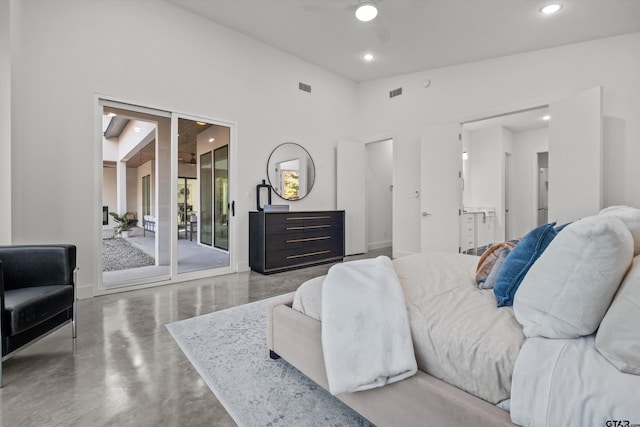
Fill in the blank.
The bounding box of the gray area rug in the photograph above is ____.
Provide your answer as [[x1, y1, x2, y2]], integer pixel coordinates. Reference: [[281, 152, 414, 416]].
[[166, 295, 374, 427], [102, 237, 155, 271]]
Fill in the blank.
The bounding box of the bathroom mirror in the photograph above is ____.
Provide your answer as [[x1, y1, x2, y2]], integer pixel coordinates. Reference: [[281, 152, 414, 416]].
[[267, 142, 316, 200]]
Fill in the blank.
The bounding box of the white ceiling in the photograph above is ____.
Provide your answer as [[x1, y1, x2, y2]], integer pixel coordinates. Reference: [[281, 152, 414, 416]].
[[165, 0, 640, 83]]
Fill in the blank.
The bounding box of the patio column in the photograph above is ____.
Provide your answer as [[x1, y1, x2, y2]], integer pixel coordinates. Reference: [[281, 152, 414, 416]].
[[155, 117, 171, 265], [116, 160, 127, 217]]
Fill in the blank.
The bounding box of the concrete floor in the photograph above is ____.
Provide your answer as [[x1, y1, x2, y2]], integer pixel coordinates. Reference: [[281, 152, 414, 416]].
[[0, 248, 391, 426]]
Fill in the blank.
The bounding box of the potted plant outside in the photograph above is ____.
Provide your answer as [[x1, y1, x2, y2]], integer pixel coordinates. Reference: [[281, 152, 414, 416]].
[[109, 212, 132, 238]]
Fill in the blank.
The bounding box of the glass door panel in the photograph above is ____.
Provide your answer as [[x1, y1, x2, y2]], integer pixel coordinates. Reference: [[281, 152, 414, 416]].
[[101, 103, 171, 287], [176, 117, 233, 274]]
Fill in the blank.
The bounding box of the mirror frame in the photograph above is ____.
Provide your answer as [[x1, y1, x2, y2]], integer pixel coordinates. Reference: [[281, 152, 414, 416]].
[[266, 142, 316, 201]]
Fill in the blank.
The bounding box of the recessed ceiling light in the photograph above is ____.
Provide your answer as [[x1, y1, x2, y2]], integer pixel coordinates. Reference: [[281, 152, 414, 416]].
[[541, 4, 562, 14], [363, 53, 374, 62], [355, 1, 378, 22], [106, 112, 116, 117], [209, 138, 215, 143], [133, 126, 141, 133], [542, 115, 551, 121], [196, 121, 207, 126]]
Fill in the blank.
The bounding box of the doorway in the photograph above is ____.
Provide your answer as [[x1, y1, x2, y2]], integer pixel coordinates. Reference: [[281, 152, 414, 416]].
[[461, 106, 549, 243], [337, 138, 394, 256], [537, 152, 549, 225], [366, 139, 393, 252], [100, 100, 236, 290]]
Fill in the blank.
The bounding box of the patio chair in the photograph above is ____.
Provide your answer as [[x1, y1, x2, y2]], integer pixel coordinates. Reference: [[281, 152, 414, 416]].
[[0, 244, 77, 387]]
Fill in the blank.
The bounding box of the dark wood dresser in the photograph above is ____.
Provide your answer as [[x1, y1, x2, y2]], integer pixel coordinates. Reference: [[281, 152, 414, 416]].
[[249, 210, 345, 274]]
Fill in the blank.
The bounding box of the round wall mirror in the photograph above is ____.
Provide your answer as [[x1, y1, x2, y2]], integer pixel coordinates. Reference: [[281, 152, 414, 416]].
[[267, 142, 316, 201]]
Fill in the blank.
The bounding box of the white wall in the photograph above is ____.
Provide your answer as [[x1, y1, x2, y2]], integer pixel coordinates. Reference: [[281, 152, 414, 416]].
[[0, 0, 14, 244], [10, 0, 357, 295], [357, 32, 640, 254], [126, 167, 137, 218], [366, 139, 393, 250], [511, 128, 549, 238], [9, 1, 640, 294], [466, 127, 502, 209]]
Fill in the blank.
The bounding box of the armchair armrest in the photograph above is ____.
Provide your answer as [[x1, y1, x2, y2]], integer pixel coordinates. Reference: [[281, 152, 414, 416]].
[[0, 245, 76, 291]]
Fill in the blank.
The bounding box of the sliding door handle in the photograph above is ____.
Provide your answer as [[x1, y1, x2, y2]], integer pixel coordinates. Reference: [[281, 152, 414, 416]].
[[230, 200, 235, 217]]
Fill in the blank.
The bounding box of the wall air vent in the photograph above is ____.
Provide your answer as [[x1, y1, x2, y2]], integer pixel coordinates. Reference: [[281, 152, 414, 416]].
[[389, 88, 403, 98], [299, 82, 312, 93]]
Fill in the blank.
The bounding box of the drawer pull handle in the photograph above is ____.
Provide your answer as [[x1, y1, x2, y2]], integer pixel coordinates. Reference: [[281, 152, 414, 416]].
[[287, 250, 332, 259], [286, 216, 332, 220], [287, 236, 331, 243], [286, 225, 331, 230]]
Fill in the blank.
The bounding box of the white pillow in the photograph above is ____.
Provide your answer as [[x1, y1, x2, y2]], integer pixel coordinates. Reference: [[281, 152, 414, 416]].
[[600, 205, 640, 256], [596, 255, 640, 374], [514, 215, 633, 338]]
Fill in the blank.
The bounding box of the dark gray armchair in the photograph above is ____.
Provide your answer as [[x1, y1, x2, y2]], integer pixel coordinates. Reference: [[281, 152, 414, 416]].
[[0, 244, 77, 387]]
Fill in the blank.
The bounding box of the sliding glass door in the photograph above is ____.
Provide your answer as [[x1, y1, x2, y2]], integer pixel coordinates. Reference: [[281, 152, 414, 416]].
[[100, 99, 235, 289]]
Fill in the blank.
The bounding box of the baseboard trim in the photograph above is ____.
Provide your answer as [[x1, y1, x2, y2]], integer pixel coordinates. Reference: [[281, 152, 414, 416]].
[[76, 285, 95, 300], [368, 240, 392, 251]]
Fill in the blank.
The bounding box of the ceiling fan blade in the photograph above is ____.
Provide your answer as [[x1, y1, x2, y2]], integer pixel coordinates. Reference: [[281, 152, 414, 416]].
[[302, 3, 354, 12], [372, 19, 391, 43]]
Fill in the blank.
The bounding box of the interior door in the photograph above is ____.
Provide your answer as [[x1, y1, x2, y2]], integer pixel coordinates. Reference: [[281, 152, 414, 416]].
[[420, 124, 462, 253], [548, 87, 602, 224], [337, 139, 366, 255]]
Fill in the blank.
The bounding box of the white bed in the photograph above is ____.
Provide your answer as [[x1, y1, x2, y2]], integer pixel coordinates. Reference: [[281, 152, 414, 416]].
[[293, 251, 524, 405], [272, 207, 640, 427]]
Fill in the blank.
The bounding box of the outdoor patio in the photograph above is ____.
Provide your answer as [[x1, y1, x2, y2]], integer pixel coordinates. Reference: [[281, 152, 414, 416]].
[[102, 226, 230, 284]]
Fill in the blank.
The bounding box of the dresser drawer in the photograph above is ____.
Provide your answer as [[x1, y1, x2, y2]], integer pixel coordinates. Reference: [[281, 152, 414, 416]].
[[265, 212, 341, 235], [266, 244, 344, 270], [266, 228, 343, 251]]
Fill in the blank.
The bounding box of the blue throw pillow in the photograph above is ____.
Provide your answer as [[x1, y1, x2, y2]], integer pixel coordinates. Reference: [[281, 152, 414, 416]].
[[493, 222, 559, 307]]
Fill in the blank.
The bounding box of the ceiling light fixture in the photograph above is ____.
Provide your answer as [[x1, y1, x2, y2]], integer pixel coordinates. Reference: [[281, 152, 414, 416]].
[[541, 3, 562, 14], [355, 0, 378, 22], [196, 121, 207, 126], [209, 137, 215, 143], [542, 115, 551, 121], [363, 53, 374, 62]]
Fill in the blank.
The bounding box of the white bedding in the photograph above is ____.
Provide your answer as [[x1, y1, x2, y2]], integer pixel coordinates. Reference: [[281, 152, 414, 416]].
[[293, 251, 525, 404], [511, 335, 640, 427], [321, 256, 417, 395]]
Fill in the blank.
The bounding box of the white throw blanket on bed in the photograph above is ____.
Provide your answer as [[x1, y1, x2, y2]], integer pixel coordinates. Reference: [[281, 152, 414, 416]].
[[321, 256, 417, 395]]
